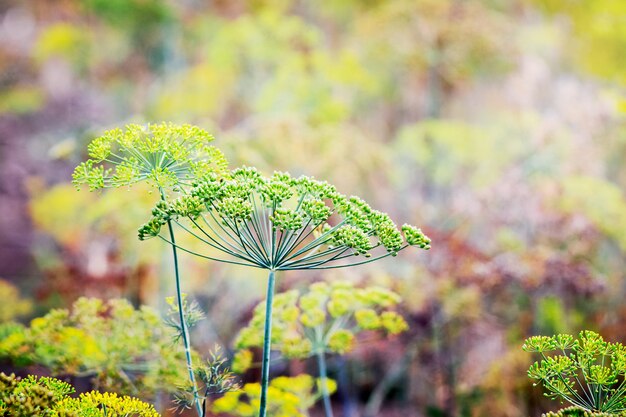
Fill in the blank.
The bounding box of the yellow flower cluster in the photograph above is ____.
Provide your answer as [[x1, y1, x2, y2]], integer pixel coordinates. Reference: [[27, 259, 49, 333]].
[[212, 375, 336, 417], [56, 391, 160, 417], [0, 298, 189, 397], [233, 281, 408, 371]]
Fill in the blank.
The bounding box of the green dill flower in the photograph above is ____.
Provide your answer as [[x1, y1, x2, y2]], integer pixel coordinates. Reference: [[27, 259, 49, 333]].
[[354, 308, 381, 330], [139, 166, 430, 269], [524, 331, 626, 413], [73, 123, 228, 191], [73, 123, 232, 417]]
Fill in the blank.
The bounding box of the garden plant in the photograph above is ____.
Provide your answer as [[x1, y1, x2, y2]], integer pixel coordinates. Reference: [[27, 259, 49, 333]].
[[73, 124, 430, 417], [73, 123, 228, 416], [0, 297, 190, 398], [137, 165, 429, 416], [524, 331, 626, 415]]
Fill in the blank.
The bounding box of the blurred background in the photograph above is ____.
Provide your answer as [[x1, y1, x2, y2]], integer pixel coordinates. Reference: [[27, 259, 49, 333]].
[[1, 0, 626, 416]]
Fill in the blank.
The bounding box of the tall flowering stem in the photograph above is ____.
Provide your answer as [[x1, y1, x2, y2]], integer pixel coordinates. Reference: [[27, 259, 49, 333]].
[[164, 207, 203, 416], [73, 123, 228, 417], [140, 166, 430, 417], [316, 350, 334, 417], [259, 270, 275, 416]]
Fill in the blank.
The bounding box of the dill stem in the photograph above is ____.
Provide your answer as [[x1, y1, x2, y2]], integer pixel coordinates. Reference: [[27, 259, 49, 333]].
[[259, 269, 276, 417]]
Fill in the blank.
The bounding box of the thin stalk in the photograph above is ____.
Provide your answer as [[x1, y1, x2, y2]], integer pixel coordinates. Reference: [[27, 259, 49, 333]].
[[539, 352, 589, 408], [182, 218, 255, 261], [166, 218, 203, 416], [317, 351, 334, 417], [274, 219, 313, 265], [287, 219, 346, 259], [192, 215, 254, 259], [560, 348, 595, 406], [259, 270, 276, 417], [249, 195, 271, 259], [602, 377, 626, 410], [156, 235, 263, 268], [306, 246, 408, 270]]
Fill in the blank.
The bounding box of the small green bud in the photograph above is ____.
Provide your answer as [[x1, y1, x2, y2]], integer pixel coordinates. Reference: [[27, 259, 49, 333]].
[[331, 225, 371, 255], [270, 208, 304, 231], [402, 224, 431, 249], [215, 196, 253, 221]]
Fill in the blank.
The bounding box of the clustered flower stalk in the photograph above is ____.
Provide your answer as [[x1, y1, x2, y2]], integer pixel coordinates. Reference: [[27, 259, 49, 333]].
[[140, 166, 430, 417], [73, 123, 228, 416], [75, 123, 431, 417], [523, 331, 626, 414]]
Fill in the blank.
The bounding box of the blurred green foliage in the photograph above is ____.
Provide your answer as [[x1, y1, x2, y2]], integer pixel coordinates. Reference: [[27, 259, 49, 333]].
[[0, 279, 32, 322], [0, 86, 45, 115], [0, 298, 189, 399], [533, 0, 626, 85]]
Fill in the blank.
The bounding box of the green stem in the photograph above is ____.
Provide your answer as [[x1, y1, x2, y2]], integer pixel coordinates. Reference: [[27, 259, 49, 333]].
[[317, 351, 334, 417], [167, 219, 203, 417], [259, 270, 276, 417], [156, 234, 262, 268]]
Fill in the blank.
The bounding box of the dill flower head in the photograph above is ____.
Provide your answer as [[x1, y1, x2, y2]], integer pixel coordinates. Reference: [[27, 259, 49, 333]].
[[524, 331, 626, 414], [232, 281, 408, 370], [139, 166, 430, 269], [73, 123, 229, 191]]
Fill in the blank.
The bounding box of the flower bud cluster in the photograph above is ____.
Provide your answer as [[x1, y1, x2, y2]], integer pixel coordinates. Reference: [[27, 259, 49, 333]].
[[232, 281, 408, 372], [139, 166, 430, 265], [329, 225, 371, 255], [402, 224, 431, 249]]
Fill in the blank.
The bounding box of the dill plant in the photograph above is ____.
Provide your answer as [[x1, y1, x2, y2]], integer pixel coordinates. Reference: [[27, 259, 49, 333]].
[[0, 297, 190, 397], [0, 373, 160, 417], [139, 166, 430, 417], [232, 281, 408, 417], [73, 123, 229, 416], [523, 331, 626, 414]]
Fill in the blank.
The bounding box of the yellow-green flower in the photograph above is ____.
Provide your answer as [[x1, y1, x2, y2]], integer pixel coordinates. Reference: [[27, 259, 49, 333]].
[[73, 123, 228, 191]]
